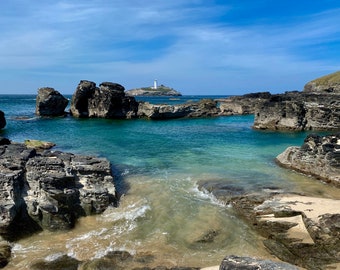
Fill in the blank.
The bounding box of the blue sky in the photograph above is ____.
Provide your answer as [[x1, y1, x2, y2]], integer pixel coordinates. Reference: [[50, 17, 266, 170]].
[[0, 0, 340, 95]]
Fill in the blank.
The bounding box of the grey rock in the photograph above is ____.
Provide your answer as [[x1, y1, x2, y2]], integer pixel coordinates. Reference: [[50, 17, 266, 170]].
[[0, 142, 117, 238], [35, 87, 68, 116], [137, 99, 220, 119], [70, 80, 139, 119], [276, 134, 340, 187], [220, 255, 300, 270]]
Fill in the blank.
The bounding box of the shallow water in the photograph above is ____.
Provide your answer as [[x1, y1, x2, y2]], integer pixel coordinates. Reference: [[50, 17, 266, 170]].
[[1, 95, 339, 269]]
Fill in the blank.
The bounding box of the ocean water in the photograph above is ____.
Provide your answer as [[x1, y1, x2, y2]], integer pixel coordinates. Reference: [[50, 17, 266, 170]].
[[1, 95, 339, 269]]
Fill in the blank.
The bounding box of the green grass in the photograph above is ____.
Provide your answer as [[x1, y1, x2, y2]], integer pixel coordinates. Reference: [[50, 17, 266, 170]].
[[311, 71, 340, 85]]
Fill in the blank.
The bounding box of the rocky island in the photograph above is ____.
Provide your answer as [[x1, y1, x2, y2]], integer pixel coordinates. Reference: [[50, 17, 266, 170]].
[[125, 81, 182, 96]]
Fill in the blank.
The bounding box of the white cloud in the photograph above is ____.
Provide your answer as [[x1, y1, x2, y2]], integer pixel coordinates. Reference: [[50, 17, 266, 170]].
[[0, 1, 339, 94]]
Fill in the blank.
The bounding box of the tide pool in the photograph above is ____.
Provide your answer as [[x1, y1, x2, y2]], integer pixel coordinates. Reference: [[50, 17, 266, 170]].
[[1, 95, 338, 269]]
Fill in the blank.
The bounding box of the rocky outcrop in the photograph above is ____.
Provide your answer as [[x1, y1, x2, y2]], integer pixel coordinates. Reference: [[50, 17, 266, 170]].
[[220, 255, 300, 270], [253, 91, 340, 131], [276, 134, 340, 187], [0, 140, 116, 240], [218, 92, 271, 115], [35, 87, 69, 116], [0, 111, 5, 130], [70, 81, 139, 119], [304, 71, 340, 94], [198, 178, 340, 269], [137, 99, 220, 119], [126, 85, 182, 96], [231, 193, 340, 270]]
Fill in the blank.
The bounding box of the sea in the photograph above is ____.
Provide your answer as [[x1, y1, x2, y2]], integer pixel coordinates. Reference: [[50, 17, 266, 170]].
[[1, 94, 339, 269]]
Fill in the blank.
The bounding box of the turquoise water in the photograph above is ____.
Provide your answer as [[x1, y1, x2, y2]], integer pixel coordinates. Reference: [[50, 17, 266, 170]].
[[1, 95, 338, 269]]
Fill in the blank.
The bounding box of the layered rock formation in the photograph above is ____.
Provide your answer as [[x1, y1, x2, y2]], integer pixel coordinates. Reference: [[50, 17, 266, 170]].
[[0, 111, 5, 129], [276, 134, 340, 187], [70, 81, 139, 119], [218, 92, 271, 115], [253, 91, 340, 131], [0, 139, 116, 239], [199, 179, 340, 270], [35, 87, 69, 116], [138, 99, 220, 119], [253, 71, 340, 131]]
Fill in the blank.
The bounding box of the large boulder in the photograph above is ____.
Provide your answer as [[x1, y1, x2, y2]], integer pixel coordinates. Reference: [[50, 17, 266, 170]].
[[70, 80, 139, 119], [0, 142, 116, 239], [276, 134, 340, 187], [0, 111, 5, 129], [304, 71, 340, 94], [35, 87, 68, 116]]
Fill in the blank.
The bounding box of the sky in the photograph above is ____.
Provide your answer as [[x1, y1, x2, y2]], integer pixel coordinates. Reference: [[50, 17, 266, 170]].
[[0, 0, 340, 95]]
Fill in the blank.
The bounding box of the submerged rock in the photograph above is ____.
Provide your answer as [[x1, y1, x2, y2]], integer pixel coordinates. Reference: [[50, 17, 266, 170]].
[[276, 134, 340, 187], [220, 255, 300, 270], [0, 140, 116, 239], [35, 87, 68, 116]]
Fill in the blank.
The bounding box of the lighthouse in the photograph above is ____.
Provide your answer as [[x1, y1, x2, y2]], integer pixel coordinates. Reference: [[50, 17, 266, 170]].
[[153, 79, 158, 89]]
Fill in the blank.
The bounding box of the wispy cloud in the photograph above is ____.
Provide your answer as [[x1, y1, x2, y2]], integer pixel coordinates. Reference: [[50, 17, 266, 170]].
[[0, 1, 339, 94]]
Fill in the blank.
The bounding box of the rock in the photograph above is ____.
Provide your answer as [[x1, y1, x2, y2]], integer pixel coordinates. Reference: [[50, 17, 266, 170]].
[[276, 134, 340, 187], [230, 193, 340, 269], [197, 180, 245, 204], [70, 80, 139, 119], [0, 240, 11, 268], [137, 99, 220, 119], [304, 71, 340, 94], [0, 138, 10, 146], [220, 255, 300, 269], [30, 254, 80, 270], [0, 142, 117, 239], [218, 92, 271, 115], [24, 139, 56, 150], [126, 85, 182, 96], [0, 111, 5, 130], [35, 87, 69, 116], [253, 91, 340, 131]]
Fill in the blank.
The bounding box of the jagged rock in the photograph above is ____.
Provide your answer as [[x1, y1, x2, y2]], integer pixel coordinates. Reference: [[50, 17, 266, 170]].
[[220, 255, 300, 269], [230, 193, 340, 270], [70, 80, 139, 119], [0, 111, 6, 130], [253, 92, 340, 131], [218, 92, 271, 115], [304, 71, 340, 94], [137, 99, 220, 119], [0, 142, 116, 239], [35, 87, 68, 116], [276, 134, 340, 187]]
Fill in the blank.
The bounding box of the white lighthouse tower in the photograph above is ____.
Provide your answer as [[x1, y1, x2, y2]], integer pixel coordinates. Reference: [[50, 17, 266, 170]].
[[153, 79, 158, 89]]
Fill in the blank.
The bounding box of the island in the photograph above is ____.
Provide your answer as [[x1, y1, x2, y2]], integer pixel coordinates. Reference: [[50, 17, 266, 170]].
[[125, 80, 182, 96]]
